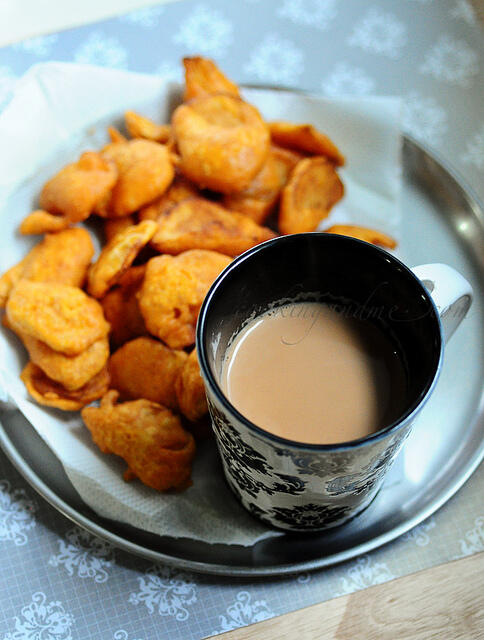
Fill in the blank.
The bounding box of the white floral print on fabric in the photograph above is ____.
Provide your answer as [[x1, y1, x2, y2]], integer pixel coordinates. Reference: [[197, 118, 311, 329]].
[[244, 33, 304, 86], [113, 631, 143, 640], [322, 62, 376, 96], [153, 61, 183, 84], [48, 526, 114, 583], [12, 34, 59, 57], [456, 516, 484, 557], [74, 32, 128, 69], [212, 591, 275, 634], [3, 592, 74, 640], [460, 123, 484, 170], [402, 517, 436, 546], [335, 555, 395, 596], [419, 34, 478, 86], [0, 479, 37, 546], [347, 7, 407, 59], [128, 565, 197, 621], [118, 6, 165, 28], [402, 92, 448, 145], [277, 0, 338, 31], [0, 66, 17, 111], [172, 4, 233, 57], [297, 572, 311, 584], [450, 0, 476, 24]]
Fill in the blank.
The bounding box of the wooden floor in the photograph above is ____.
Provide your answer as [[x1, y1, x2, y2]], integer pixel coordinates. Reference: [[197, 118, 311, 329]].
[[218, 552, 484, 639]]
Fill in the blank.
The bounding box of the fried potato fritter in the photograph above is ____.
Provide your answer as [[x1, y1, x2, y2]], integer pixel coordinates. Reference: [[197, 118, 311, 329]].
[[175, 348, 208, 423], [109, 336, 187, 408], [19, 210, 72, 235], [183, 56, 240, 101], [325, 224, 397, 249], [125, 110, 171, 143], [0, 228, 94, 308], [21, 362, 110, 411], [100, 265, 147, 348], [20, 334, 110, 391], [6, 280, 110, 355], [269, 121, 345, 167], [39, 151, 118, 222], [98, 139, 174, 217], [87, 220, 157, 298], [82, 390, 196, 491], [103, 216, 135, 243], [138, 174, 200, 222], [279, 156, 344, 234], [150, 197, 275, 256], [138, 250, 231, 349], [172, 94, 270, 193]]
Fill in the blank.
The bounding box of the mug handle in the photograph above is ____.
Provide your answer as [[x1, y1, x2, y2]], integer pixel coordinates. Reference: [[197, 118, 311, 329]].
[[412, 263, 473, 343]]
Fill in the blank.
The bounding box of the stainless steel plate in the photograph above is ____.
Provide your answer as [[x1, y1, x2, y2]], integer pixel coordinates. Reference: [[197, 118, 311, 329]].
[[1, 137, 483, 576]]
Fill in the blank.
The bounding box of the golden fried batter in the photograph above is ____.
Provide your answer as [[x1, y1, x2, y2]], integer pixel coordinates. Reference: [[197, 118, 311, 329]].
[[21, 361, 110, 411], [109, 336, 187, 408], [7, 280, 110, 355], [222, 149, 290, 224], [183, 56, 240, 101], [0, 228, 94, 308], [87, 220, 157, 298], [101, 265, 147, 348], [125, 110, 171, 143], [269, 121, 345, 167], [138, 174, 199, 222], [103, 216, 135, 243], [138, 250, 231, 349], [98, 139, 174, 217], [20, 334, 110, 391], [279, 156, 344, 234], [175, 348, 208, 422], [325, 225, 397, 249], [172, 94, 270, 193], [19, 210, 72, 235], [82, 390, 196, 491], [150, 197, 275, 256], [39, 151, 118, 222]]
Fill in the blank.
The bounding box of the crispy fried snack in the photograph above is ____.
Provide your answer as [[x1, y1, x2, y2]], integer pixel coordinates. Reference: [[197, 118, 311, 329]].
[[125, 110, 171, 143], [325, 224, 397, 249], [269, 121, 345, 167], [271, 144, 304, 183], [20, 334, 110, 391], [87, 220, 157, 298], [109, 336, 187, 408], [82, 390, 196, 491], [175, 348, 208, 422], [21, 362, 110, 411], [183, 56, 240, 101], [138, 174, 200, 221], [7, 280, 110, 355], [39, 151, 118, 222], [0, 228, 94, 307], [138, 250, 231, 349], [101, 265, 147, 348], [107, 126, 127, 144], [172, 94, 270, 193], [279, 156, 344, 234], [150, 197, 275, 256], [98, 139, 174, 217], [19, 210, 72, 235], [103, 216, 135, 243], [222, 148, 294, 224]]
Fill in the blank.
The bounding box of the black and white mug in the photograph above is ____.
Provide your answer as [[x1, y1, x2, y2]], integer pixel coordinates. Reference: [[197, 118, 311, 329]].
[[196, 233, 472, 531]]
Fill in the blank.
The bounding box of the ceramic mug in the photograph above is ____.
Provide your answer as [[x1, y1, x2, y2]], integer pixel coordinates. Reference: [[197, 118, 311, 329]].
[[196, 234, 473, 531]]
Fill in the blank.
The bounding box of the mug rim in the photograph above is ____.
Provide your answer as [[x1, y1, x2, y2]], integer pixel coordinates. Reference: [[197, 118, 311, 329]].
[[196, 233, 444, 452]]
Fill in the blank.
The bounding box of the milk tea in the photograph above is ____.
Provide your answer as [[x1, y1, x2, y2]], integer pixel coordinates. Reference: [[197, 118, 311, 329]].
[[221, 302, 407, 445]]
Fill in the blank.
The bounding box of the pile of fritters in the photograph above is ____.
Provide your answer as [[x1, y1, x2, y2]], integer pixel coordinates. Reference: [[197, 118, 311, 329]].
[[0, 56, 396, 493]]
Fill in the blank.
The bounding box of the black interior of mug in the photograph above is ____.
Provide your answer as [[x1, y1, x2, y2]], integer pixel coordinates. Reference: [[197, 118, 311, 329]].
[[197, 233, 442, 441]]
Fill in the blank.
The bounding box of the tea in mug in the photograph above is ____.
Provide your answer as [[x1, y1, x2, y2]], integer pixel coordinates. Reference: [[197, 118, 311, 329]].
[[221, 302, 407, 444]]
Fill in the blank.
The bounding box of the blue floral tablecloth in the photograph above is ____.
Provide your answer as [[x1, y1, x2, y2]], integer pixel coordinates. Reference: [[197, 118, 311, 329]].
[[0, 1, 483, 638]]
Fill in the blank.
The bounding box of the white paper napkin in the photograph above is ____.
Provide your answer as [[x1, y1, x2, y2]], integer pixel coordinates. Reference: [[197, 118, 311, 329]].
[[0, 63, 402, 546]]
